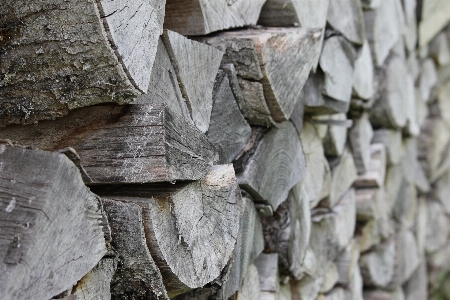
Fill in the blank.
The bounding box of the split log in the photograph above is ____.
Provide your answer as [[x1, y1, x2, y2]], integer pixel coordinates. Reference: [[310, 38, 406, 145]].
[[258, 0, 329, 28], [435, 170, 450, 214], [394, 228, 422, 285], [162, 30, 224, 133], [236, 264, 261, 300], [392, 180, 417, 229], [291, 275, 324, 300], [300, 121, 331, 208], [96, 165, 241, 298], [403, 0, 418, 52], [319, 36, 356, 102], [320, 262, 339, 294], [427, 242, 450, 274], [0, 103, 217, 184], [415, 198, 428, 257], [354, 144, 386, 188], [237, 121, 306, 211], [350, 113, 374, 174], [359, 238, 396, 289], [355, 188, 388, 224], [418, 0, 450, 46], [325, 149, 358, 208], [363, 0, 406, 66], [261, 182, 311, 280], [407, 52, 421, 81], [254, 253, 280, 299], [0, 0, 165, 127], [437, 80, 450, 127], [327, 0, 365, 45], [69, 258, 118, 300], [357, 218, 393, 253], [403, 260, 428, 300], [385, 164, 405, 211], [221, 64, 276, 127], [429, 32, 450, 66], [425, 200, 450, 253], [404, 75, 420, 137], [415, 88, 429, 129], [201, 28, 323, 122], [100, 200, 169, 300], [303, 72, 351, 115], [133, 38, 191, 123], [353, 40, 375, 100], [220, 196, 264, 299], [419, 59, 438, 102], [0, 145, 106, 300], [164, 0, 266, 36], [206, 70, 252, 164], [335, 241, 364, 300], [371, 129, 404, 166], [313, 114, 349, 157], [369, 56, 410, 129]]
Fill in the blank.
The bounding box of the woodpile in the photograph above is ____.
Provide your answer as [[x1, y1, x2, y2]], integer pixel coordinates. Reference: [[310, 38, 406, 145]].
[[2, 0, 450, 299]]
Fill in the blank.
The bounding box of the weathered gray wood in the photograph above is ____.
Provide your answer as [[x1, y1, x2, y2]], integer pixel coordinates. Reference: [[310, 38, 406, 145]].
[[385, 164, 405, 211], [354, 144, 386, 188], [435, 170, 450, 214], [415, 198, 428, 257], [254, 253, 280, 298], [335, 240, 364, 300], [355, 188, 388, 224], [372, 129, 404, 166], [364, 0, 406, 66], [319, 262, 339, 293], [350, 113, 374, 174], [327, 0, 365, 45], [429, 32, 450, 66], [319, 36, 356, 102], [359, 238, 396, 289], [291, 275, 324, 300], [363, 288, 405, 300], [236, 264, 261, 300], [437, 80, 450, 127], [162, 30, 224, 133], [0, 145, 106, 300], [202, 28, 323, 122], [418, 0, 450, 46], [221, 64, 276, 127], [361, 0, 381, 9], [133, 38, 191, 123], [392, 180, 417, 229], [318, 287, 346, 300], [369, 56, 411, 129], [100, 199, 171, 300], [403, 260, 428, 300], [313, 114, 349, 158], [0, 104, 217, 184], [425, 200, 450, 253], [300, 121, 331, 208], [325, 149, 358, 208], [419, 59, 438, 102], [394, 228, 421, 285], [164, 0, 266, 35], [97, 165, 241, 298], [237, 121, 306, 211], [69, 258, 117, 300], [353, 40, 375, 100], [207, 70, 252, 164], [403, 0, 418, 52], [0, 0, 165, 127], [258, 0, 329, 28]]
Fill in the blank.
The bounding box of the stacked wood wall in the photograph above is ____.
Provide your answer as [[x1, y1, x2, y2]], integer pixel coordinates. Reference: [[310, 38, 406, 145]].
[[2, 0, 450, 299]]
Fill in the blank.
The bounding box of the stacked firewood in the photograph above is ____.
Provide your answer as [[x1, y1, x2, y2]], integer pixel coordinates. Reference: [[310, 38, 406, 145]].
[[1, 0, 450, 299]]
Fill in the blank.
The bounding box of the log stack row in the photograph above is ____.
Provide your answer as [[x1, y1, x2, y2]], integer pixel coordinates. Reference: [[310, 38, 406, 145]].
[[1, 0, 450, 299]]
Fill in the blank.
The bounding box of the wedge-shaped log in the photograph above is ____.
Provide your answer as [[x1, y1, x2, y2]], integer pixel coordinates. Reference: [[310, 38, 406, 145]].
[[350, 113, 374, 174], [162, 30, 223, 132], [327, 0, 365, 45], [364, 0, 405, 66], [164, 0, 266, 36], [359, 238, 395, 289], [0, 145, 106, 300], [0, 0, 165, 127], [0, 103, 216, 184], [392, 180, 417, 229], [354, 144, 386, 188], [258, 0, 329, 28], [202, 28, 323, 122], [371, 129, 404, 166], [100, 200, 169, 300], [419, 59, 438, 102], [313, 114, 350, 158], [419, 0, 450, 46], [370, 55, 413, 129], [95, 165, 241, 298], [237, 121, 306, 211], [207, 70, 252, 164], [334, 240, 364, 300], [353, 40, 375, 100]]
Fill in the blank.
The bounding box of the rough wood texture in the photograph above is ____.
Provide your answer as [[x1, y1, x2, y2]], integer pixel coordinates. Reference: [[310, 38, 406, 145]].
[[350, 113, 374, 174], [353, 40, 375, 100], [164, 0, 266, 36], [0, 145, 106, 300], [254, 253, 280, 298], [327, 0, 365, 45], [319, 35, 356, 103], [394, 228, 421, 285], [0, 103, 217, 184], [354, 144, 386, 188], [202, 28, 323, 122], [313, 114, 350, 157], [371, 129, 404, 166], [236, 264, 261, 300], [162, 30, 223, 133], [369, 56, 410, 129], [96, 165, 240, 298], [359, 238, 395, 289], [364, 0, 405, 66], [207, 70, 252, 164], [237, 121, 306, 211], [419, 0, 450, 46], [100, 199, 170, 300], [0, 0, 165, 127], [335, 240, 364, 300]]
